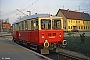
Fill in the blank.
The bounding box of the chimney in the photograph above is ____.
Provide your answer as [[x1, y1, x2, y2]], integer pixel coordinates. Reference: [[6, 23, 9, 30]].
[[67, 9, 69, 12]]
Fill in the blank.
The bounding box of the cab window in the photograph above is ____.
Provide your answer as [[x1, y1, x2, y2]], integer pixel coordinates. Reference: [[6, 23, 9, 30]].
[[52, 20, 61, 29], [41, 19, 51, 30]]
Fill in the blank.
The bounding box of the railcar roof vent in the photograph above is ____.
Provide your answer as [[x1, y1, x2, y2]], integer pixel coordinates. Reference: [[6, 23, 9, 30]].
[[67, 9, 70, 12], [35, 13, 37, 14]]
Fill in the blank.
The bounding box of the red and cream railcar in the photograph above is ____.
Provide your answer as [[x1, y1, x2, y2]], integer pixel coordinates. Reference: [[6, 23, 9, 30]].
[[12, 14, 67, 54]]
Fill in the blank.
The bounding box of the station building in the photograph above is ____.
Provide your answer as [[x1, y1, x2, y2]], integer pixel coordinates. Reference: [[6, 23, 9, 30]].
[[56, 9, 90, 31], [2, 23, 11, 32]]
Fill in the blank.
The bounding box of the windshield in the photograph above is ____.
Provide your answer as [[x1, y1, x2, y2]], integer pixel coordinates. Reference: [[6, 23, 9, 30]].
[[52, 20, 61, 29], [41, 19, 51, 29]]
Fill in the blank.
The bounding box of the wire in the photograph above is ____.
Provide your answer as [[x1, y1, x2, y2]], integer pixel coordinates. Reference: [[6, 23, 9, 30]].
[[11, 0, 39, 18], [19, 0, 32, 8], [15, 0, 39, 16], [16, 0, 39, 16], [22, 0, 39, 11], [11, 0, 32, 15], [16, 9, 28, 16]]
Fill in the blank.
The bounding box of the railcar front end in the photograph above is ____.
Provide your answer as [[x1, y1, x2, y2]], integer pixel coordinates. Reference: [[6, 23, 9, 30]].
[[38, 18, 67, 54]]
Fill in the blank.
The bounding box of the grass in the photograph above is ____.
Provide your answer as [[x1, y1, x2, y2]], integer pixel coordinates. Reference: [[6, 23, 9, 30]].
[[67, 31, 75, 36], [64, 36, 90, 57]]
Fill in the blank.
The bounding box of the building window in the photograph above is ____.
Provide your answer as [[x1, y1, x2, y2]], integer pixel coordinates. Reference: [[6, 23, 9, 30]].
[[69, 20, 70, 23], [71, 20, 72, 23], [79, 26, 80, 29], [84, 26, 85, 29], [65, 27, 66, 29], [78, 21, 80, 23], [81, 26, 83, 29], [86, 26, 87, 29], [76, 21, 77, 23], [68, 26, 70, 29], [71, 26, 72, 29], [88, 26, 89, 29], [83, 21, 84, 24]]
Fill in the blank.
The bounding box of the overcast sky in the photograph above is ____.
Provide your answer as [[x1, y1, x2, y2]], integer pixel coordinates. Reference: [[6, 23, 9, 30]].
[[0, 0, 90, 24]]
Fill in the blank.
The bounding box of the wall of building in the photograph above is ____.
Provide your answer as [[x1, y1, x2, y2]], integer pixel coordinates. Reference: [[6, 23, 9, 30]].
[[67, 19, 90, 31], [56, 11, 67, 31], [56, 11, 90, 32]]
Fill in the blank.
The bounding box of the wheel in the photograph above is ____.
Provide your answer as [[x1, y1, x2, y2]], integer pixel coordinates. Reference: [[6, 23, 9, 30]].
[[12, 38, 16, 42], [37, 45, 41, 53]]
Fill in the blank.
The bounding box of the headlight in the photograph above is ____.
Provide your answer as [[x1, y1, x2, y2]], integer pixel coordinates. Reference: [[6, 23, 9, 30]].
[[59, 33, 61, 38], [42, 33, 44, 38], [62, 40, 67, 45], [59, 35, 61, 38]]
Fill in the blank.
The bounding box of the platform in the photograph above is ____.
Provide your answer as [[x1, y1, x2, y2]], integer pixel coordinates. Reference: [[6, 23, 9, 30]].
[[0, 37, 52, 60]]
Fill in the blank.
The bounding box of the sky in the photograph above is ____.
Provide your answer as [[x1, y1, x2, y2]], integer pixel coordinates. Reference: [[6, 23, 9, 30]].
[[0, 0, 90, 24]]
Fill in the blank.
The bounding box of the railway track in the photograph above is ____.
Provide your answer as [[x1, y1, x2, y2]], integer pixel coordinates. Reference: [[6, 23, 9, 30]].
[[45, 53, 90, 60], [45, 49, 90, 60], [58, 52, 89, 60], [13, 41, 90, 60]]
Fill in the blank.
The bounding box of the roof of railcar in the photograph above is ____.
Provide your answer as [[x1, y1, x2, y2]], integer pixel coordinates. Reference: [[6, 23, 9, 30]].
[[13, 14, 62, 24]]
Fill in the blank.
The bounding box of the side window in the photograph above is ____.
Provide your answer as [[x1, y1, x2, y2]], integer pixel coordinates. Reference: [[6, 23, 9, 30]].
[[35, 19, 38, 30], [33, 19, 38, 30], [31, 19, 38, 30], [19, 23, 21, 30], [25, 20, 28, 30], [31, 20, 34, 30], [16, 23, 19, 31], [22, 21, 24, 30]]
